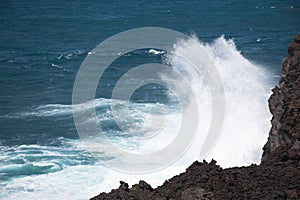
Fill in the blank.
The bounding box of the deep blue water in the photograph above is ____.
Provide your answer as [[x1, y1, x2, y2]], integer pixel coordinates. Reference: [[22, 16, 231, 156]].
[[0, 0, 299, 199]]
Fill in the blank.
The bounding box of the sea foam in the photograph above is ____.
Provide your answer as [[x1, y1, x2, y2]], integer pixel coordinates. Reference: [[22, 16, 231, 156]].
[[0, 36, 272, 199]]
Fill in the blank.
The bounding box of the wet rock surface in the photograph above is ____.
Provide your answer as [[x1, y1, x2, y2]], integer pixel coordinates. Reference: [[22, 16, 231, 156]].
[[91, 34, 300, 200]]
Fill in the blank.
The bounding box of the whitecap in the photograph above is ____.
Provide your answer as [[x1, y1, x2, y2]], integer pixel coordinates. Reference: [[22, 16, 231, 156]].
[[148, 49, 165, 55]]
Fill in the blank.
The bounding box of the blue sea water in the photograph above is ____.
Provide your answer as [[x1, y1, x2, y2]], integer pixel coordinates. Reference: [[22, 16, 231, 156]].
[[0, 0, 299, 199]]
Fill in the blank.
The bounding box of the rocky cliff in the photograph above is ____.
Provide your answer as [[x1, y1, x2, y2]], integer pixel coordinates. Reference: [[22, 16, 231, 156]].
[[91, 34, 300, 200], [262, 34, 300, 164]]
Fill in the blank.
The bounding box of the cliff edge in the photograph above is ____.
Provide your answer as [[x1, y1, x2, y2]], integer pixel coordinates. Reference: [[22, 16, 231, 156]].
[[262, 34, 300, 164]]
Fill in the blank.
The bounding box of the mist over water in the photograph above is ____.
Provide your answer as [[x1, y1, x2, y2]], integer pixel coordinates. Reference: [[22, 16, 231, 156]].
[[166, 36, 271, 167], [201, 36, 271, 166]]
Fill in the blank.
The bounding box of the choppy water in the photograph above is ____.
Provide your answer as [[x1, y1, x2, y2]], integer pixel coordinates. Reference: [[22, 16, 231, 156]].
[[0, 0, 299, 199]]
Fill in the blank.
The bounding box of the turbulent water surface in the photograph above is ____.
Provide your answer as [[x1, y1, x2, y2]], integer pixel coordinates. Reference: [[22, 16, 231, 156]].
[[1, 0, 300, 199]]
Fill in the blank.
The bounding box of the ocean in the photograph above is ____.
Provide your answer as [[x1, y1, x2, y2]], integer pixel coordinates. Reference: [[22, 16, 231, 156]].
[[0, 0, 299, 199]]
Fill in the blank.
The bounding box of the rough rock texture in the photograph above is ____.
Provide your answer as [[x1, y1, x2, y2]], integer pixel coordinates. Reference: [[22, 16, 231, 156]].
[[91, 34, 300, 200], [262, 34, 300, 163], [91, 160, 300, 200]]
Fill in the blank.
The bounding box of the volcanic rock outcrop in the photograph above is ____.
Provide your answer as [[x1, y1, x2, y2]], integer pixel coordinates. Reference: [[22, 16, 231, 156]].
[[91, 34, 300, 200], [262, 34, 300, 164]]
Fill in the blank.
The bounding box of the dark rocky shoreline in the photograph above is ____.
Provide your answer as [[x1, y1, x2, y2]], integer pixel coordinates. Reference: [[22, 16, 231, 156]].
[[91, 34, 300, 200]]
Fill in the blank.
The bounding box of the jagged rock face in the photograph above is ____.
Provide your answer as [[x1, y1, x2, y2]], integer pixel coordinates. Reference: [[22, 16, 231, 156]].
[[262, 34, 300, 163], [91, 160, 300, 199]]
